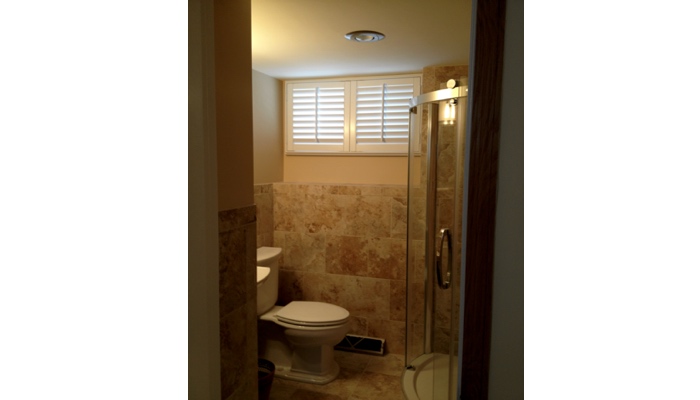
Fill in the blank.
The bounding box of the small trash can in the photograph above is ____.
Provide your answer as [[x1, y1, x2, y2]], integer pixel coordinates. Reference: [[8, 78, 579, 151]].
[[258, 358, 275, 400]]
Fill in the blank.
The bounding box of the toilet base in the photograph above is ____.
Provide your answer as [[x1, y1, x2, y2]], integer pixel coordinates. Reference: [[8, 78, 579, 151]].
[[258, 315, 347, 385], [274, 360, 341, 385]]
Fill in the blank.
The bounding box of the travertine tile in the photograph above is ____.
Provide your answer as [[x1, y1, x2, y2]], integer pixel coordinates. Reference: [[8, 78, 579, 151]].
[[219, 306, 245, 398], [281, 232, 326, 273], [435, 281, 455, 329], [330, 185, 362, 195], [389, 279, 406, 322], [367, 319, 406, 355], [274, 367, 364, 398], [347, 316, 368, 336], [289, 389, 346, 400], [409, 239, 426, 283], [277, 270, 304, 305], [268, 381, 297, 400], [273, 230, 285, 249], [437, 138, 457, 188], [437, 196, 455, 231], [334, 350, 373, 372], [220, 302, 257, 400], [272, 182, 292, 194], [406, 322, 425, 364], [218, 206, 256, 232], [348, 371, 404, 400], [301, 233, 326, 272], [381, 186, 407, 197], [273, 185, 310, 233], [433, 326, 453, 355], [389, 197, 408, 239], [407, 189, 426, 241], [365, 353, 405, 377], [422, 65, 468, 93], [366, 237, 406, 281], [218, 229, 247, 317], [218, 205, 257, 400], [304, 193, 344, 234], [344, 196, 391, 237], [245, 220, 258, 303], [329, 194, 359, 235], [358, 185, 383, 196], [407, 282, 425, 326], [257, 231, 273, 248], [255, 189, 274, 238], [325, 235, 368, 276], [326, 236, 404, 280], [304, 183, 335, 196]]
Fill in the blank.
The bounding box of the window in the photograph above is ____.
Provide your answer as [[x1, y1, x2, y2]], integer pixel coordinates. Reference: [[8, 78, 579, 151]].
[[285, 75, 421, 155]]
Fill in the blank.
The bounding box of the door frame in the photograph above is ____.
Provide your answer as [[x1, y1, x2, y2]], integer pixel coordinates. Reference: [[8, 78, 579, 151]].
[[459, 0, 508, 398]]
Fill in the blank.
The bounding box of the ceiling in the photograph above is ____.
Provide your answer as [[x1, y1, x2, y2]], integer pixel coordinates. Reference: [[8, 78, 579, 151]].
[[251, 0, 472, 80]]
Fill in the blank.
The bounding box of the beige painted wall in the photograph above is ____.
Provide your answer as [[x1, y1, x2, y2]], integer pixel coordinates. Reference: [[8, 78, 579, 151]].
[[214, 0, 253, 211], [253, 69, 284, 184], [284, 156, 409, 185]]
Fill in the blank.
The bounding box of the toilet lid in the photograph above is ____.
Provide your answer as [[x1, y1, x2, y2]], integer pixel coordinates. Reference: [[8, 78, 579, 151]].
[[276, 301, 350, 327]]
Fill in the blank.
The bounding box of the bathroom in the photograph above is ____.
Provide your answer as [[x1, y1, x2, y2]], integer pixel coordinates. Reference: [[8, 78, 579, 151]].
[[197, 0, 524, 399], [250, 0, 470, 397]]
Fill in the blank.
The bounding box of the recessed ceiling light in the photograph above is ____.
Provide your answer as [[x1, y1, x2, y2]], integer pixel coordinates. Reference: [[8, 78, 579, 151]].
[[344, 31, 385, 43]]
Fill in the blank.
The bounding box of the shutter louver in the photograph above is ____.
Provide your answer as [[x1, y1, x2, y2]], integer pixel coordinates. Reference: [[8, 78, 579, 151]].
[[355, 81, 414, 147], [291, 85, 345, 146]]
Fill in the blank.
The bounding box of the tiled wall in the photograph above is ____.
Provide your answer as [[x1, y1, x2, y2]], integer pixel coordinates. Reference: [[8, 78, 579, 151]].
[[255, 183, 274, 247], [255, 182, 408, 356], [218, 205, 258, 400]]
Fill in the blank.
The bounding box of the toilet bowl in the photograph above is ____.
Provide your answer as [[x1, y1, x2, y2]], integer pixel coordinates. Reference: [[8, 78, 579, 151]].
[[256, 247, 351, 384]]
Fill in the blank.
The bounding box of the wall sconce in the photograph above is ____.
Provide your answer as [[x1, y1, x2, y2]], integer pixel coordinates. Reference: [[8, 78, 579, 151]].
[[439, 98, 457, 125]]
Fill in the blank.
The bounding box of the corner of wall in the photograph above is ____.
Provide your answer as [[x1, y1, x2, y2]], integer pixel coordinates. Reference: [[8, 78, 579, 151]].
[[218, 205, 258, 400]]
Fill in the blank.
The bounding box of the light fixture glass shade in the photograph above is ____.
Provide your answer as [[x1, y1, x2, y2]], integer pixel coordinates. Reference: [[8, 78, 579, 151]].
[[439, 100, 456, 125]]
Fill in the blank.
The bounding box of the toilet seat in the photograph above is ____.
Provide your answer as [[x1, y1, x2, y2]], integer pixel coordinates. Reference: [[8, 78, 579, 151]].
[[275, 301, 350, 327]]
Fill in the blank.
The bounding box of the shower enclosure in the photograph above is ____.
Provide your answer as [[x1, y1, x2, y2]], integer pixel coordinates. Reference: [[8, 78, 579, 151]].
[[403, 80, 468, 400]]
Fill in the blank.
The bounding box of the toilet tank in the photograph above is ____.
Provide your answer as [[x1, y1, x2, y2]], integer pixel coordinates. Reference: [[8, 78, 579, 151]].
[[257, 246, 282, 268], [256, 247, 282, 315]]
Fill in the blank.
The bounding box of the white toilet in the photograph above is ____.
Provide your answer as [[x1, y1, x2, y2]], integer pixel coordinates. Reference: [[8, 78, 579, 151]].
[[256, 246, 351, 384]]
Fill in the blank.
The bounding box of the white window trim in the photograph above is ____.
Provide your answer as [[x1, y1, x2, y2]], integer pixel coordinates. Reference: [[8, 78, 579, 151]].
[[285, 74, 422, 156]]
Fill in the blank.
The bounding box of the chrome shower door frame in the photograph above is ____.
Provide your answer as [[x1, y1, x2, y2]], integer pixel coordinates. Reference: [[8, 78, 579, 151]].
[[405, 85, 468, 400]]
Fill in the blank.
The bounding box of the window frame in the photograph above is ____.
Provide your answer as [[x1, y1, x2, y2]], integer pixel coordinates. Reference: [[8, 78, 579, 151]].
[[284, 74, 422, 156]]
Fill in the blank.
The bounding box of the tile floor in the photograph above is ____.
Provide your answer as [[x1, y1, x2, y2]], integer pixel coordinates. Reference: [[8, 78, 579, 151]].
[[267, 350, 405, 400]]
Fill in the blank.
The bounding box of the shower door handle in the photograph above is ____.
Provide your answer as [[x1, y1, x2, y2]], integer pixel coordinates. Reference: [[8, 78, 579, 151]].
[[436, 228, 452, 290]]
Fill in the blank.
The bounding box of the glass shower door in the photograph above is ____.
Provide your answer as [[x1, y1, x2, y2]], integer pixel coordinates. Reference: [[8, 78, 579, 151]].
[[405, 83, 467, 400]]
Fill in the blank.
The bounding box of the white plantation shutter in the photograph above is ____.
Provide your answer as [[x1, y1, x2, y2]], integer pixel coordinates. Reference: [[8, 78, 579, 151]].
[[287, 81, 350, 152], [352, 77, 420, 153], [285, 76, 420, 154]]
